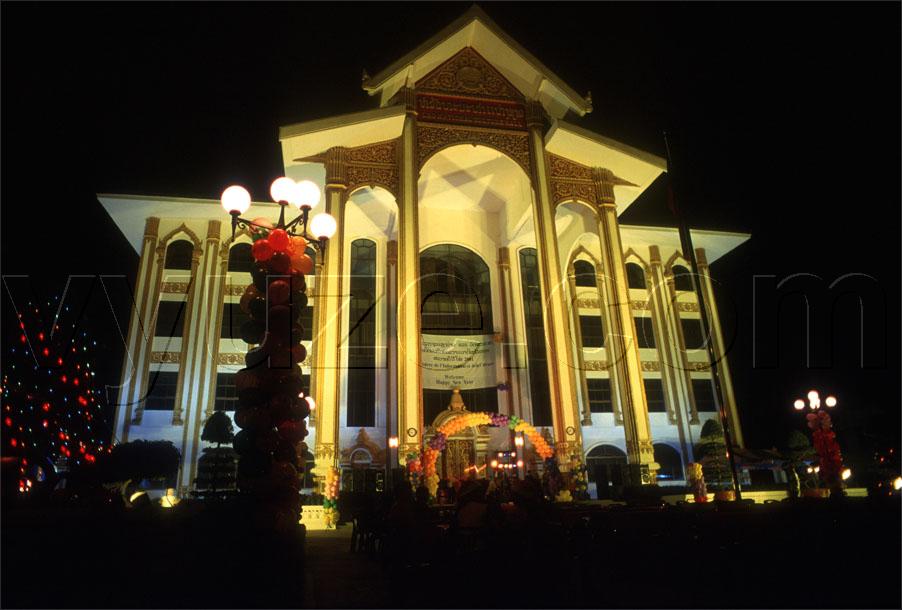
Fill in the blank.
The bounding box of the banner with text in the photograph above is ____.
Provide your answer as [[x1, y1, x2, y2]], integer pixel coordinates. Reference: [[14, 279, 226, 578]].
[[421, 334, 496, 390]]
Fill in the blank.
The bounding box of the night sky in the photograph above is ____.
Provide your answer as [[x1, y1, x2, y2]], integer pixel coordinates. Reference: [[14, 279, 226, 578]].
[[2, 3, 899, 461]]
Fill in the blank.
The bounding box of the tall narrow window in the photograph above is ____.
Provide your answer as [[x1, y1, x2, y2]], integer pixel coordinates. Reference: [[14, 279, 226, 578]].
[[214, 373, 238, 411], [626, 262, 646, 289], [579, 315, 605, 348], [155, 301, 186, 337], [681, 318, 706, 349], [164, 240, 194, 270], [692, 379, 718, 412], [347, 239, 377, 427], [144, 371, 179, 410], [643, 379, 667, 413], [573, 260, 596, 287], [672, 265, 694, 291], [586, 378, 613, 413], [519, 248, 552, 427], [634, 316, 656, 348], [221, 303, 252, 340]]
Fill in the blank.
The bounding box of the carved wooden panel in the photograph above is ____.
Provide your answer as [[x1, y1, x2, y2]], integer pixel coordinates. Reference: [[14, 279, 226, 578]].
[[548, 153, 596, 206], [416, 94, 527, 130], [344, 139, 400, 196], [416, 47, 524, 101], [417, 125, 530, 173]]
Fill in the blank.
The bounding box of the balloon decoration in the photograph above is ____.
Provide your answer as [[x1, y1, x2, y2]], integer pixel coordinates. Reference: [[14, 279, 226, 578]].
[[422, 412, 554, 497], [806, 411, 844, 494], [323, 466, 340, 528], [232, 226, 313, 532]]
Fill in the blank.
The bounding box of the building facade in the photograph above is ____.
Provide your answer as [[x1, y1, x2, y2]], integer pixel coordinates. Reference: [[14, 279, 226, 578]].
[[100, 7, 748, 495]]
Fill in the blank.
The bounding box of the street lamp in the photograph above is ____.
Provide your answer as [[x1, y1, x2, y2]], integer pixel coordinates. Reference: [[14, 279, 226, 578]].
[[794, 389, 844, 496], [221, 178, 336, 253], [793, 391, 837, 411]]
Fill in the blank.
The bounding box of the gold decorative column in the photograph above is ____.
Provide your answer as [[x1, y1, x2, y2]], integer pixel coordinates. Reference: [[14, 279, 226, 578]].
[[171, 240, 204, 427], [664, 269, 700, 425], [648, 245, 693, 463], [308, 255, 324, 427], [525, 102, 582, 461], [386, 240, 398, 463], [313, 146, 348, 476], [695, 248, 744, 447], [496, 247, 522, 417], [397, 88, 423, 460], [184, 220, 225, 488], [566, 268, 594, 425], [593, 168, 655, 481], [594, 269, 624, 425], [115, 216, 160, 438]]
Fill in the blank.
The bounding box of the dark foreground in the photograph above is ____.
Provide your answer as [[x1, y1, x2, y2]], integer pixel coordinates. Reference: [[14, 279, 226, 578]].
[[2, 497, 900, 609]]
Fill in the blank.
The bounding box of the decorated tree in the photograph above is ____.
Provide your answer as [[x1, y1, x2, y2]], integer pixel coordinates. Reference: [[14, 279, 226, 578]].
[[1, 296, 111, 496], [195, 410, 237, 497], [696, 419, 732, 491]]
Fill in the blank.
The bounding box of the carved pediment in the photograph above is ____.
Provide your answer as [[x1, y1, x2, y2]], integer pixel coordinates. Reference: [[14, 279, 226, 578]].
[[416, 47, 524, 101]]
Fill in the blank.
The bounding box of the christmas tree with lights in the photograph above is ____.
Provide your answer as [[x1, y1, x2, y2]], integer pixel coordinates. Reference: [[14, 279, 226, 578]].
[[1, 295, 110, 495]]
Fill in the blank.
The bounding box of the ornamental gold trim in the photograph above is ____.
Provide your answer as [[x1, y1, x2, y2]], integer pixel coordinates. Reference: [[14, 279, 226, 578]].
[[677, 302, 700, 312], [160, 282, 190, 294], [417, 124, 529, 173], [150, 351, 181, 364]]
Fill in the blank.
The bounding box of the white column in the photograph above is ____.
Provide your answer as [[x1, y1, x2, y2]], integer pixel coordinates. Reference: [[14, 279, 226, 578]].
[[648, 245, 693, 466], [115, 216, 160, 440], [695, 248, 744, 447], [313, 147, 348, 476], [397, 88, 423, 461], [594, 169, 655, 482], [525, 102, 583, 462]]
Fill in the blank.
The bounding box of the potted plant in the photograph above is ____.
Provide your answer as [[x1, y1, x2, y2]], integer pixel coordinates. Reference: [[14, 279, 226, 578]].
[[194, 410, 237, 499], [696, 420, 735, 501]]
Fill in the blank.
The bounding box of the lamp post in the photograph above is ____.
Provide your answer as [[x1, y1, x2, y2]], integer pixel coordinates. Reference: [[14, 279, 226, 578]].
[[793, 390, 844, 496], [220, 177, 338, 529], [220, 178, 337, 252]]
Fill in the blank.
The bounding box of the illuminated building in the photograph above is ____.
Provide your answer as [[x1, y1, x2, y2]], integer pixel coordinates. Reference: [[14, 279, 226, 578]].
[[100, 6, 748, 494]]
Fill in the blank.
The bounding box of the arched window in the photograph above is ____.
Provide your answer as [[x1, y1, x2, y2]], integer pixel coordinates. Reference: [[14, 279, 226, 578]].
[[672, 265, 694, 292], [626, 262, 646, 289], [347, 239, 377, 427], [420, 244, 493, 335], [420, 244, 497, 424], [586, 444, 627, 493], [164, 239, 194, 270], [573, 260, 596, 287], [653, 443, 684, 481], [228, 243, 253, 273]]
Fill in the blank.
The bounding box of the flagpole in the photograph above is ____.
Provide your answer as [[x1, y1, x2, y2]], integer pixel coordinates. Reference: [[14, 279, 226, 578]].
[[663, 131, 743, 501]]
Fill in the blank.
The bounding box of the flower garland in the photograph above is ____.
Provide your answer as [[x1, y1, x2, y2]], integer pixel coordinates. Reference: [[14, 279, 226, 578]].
[[422, 412, 554, 497], [569, 455, 589, 500], [322, 466, 340, 528]]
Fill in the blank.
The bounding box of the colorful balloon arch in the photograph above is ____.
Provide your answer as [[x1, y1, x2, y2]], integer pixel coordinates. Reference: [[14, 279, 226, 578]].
[[419, 412, 554, 496]]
